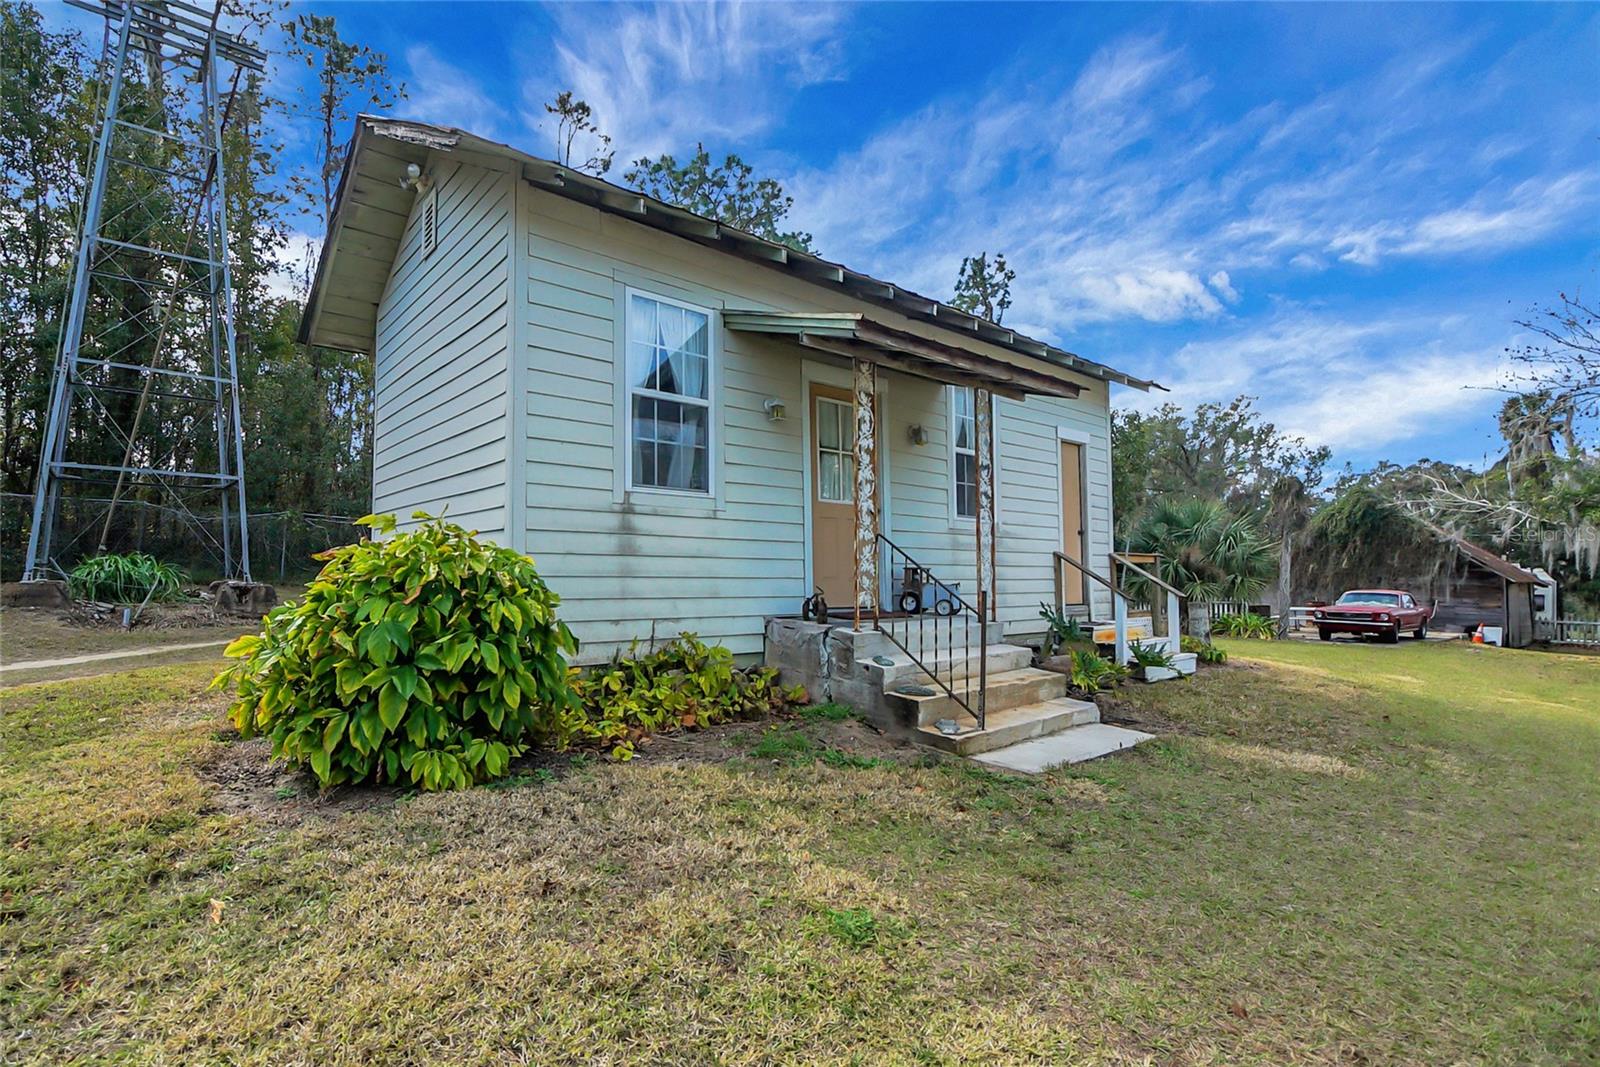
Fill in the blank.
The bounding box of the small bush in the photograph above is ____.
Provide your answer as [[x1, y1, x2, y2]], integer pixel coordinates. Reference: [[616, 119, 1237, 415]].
[[572, 633, 806, 759], [1067, 648, 1125, 694], [1181, 634, 1228, 664], [1129, 639, 1177, 669], [1038, 601, 1090, 654], [68, 552, 185, 604], [215, 514, 578, 792], [1214, 612, 1277, 639]]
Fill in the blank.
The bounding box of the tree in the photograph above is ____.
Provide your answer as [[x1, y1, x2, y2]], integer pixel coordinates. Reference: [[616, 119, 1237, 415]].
[[543, 91, 612, 175], [624, 145, 814, 252], [1125, 497, 1276, 604], [1265, 475, 1311, 633], [950, 252, 1015, 323], [1111, 395, 1330, 532], [1508, 290, 1599, 433], [278, 14, 403, 514], [0, 1, 89, 494]]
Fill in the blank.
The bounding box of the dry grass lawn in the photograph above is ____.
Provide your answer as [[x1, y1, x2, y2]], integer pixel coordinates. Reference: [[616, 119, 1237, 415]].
[[1, 639, 1596, 1065]]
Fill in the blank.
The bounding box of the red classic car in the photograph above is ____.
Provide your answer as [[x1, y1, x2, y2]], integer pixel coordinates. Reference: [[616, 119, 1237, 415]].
[[1313, 589, 1433, 643]]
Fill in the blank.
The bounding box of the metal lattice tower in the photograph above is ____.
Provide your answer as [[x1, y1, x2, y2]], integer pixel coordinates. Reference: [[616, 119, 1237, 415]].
[[22, 0, 266, 582]]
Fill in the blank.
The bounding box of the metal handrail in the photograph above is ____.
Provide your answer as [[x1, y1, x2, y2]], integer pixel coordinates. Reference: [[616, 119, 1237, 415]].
[[874, 532, 987, 730]]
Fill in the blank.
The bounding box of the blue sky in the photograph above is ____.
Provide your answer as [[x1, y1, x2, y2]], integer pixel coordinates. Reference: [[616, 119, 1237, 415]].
[[50, 1, 1600, 475]]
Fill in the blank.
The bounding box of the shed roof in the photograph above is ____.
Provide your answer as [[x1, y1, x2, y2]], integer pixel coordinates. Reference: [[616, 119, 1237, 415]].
[[299, 116, 1158, 392], [1450, 535, 1542, 584]]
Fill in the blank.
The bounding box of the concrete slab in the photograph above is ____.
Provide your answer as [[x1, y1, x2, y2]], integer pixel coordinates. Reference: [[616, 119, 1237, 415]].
[[973, 723, 1156, 773]]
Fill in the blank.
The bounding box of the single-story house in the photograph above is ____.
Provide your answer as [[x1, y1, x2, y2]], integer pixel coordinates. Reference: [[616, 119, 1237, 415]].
[[299, 117, 1168, 747]]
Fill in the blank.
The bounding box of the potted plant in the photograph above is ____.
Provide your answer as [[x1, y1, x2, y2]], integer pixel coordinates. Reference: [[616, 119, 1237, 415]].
[[1129, 640, 1181, 682]]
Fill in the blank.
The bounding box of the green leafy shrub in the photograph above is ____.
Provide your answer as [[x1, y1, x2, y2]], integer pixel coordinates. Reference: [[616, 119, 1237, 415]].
[[1181, 634, 1228, 664], [1214, 612, 1277, 639], [1129, 639, 1177, 669], [572, 633, 807, 759], [1039, 602, 1091, 654], [214, 514, 578, 792], [68, 552, 185, 604], [1067, 648, 1125, 694]]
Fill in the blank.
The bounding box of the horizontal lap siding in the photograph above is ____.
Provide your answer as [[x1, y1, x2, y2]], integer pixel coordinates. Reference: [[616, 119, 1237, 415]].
[[522, 194, 808, 661], [885, 382, 1115, 635], [518, 187, 1117, 660], [373, 160, 513, 540]]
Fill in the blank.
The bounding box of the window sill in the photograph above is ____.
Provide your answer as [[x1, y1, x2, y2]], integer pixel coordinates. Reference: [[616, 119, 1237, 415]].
[[620, 487, 722, 515]]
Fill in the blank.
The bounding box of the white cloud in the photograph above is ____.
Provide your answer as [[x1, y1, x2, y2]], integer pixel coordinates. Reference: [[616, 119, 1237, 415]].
[[402, 46, 508, 133], [1138, 310, 1513, 452], [1209, 270, 1240, 303], [526, 2, 849, 163], [1400, 171, 1597, 256], [266, 231, 321, 303]]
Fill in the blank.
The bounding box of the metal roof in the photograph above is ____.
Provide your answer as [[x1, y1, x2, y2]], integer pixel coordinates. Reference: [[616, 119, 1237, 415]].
[[300, 116, 1159, 393]]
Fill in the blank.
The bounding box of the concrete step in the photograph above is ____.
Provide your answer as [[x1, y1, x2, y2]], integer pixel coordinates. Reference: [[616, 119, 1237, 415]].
[[886, 666, 1068, 727], [913, 696, 1100, 756], [973, 723, 1156, 773], [872, 642, 1033, 689]]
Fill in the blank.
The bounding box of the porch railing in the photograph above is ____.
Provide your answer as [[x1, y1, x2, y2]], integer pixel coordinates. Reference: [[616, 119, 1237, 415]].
[[1110, 552, 1184, 659], [1052, 549, 1132, 665], [874, 533, 986, 730]]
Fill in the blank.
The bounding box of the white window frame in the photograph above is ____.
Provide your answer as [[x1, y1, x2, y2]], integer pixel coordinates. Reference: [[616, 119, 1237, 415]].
[[948, 385, 977, 523], [622, 287, 716, 499]]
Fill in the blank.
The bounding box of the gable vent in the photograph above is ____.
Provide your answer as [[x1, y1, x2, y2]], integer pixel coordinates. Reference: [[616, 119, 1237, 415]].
[[421, 187, 438, 258]]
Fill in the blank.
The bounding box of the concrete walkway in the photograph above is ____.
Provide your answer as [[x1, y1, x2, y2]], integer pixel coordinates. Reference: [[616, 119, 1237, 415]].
[[973, 723, 1156, 774], [0, 639, 231, 674]]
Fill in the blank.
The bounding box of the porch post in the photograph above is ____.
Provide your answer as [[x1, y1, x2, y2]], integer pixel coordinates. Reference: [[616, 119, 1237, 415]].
[[975, 387, 996, 622], [852, 358, 879, 629]]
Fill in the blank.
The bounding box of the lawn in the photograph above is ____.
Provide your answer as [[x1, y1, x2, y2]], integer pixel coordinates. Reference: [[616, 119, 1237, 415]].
[[1, 639, 1596, 1065]]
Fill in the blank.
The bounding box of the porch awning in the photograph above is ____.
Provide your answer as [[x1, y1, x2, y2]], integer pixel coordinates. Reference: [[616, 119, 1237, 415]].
[[722, 311, 1082, 401]]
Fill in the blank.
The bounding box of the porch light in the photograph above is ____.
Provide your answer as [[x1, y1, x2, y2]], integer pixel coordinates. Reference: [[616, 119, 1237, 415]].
[[763, 398, 786, 421], [907, 423, 928, 446]]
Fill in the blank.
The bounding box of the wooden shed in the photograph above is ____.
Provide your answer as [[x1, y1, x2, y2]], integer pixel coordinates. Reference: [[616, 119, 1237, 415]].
[[1427, 533, 1541, 648]]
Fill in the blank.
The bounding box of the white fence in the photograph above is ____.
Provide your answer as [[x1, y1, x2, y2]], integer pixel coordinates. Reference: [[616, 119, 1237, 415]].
[[1538, 619, 1600, 646], [1205, 600, 1252, 622]]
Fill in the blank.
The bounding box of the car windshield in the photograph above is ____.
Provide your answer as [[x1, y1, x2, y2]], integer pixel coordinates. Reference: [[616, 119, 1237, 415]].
[[1337, 591, 1399, 606]]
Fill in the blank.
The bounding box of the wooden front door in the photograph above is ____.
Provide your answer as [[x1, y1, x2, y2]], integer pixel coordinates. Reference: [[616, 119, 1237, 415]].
[[1059, 440, 1087, 606], [811, 383, 858, 608]]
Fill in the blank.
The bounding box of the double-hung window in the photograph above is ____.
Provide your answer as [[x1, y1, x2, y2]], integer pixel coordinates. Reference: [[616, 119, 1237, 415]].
[[626, 291, 712, 494], [950, 386, 976, 519]]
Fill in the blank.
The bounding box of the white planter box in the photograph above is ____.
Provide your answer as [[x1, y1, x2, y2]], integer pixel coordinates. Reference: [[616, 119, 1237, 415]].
[[1171, 652, 1198, 676], [1137, 665, 1181, 683]]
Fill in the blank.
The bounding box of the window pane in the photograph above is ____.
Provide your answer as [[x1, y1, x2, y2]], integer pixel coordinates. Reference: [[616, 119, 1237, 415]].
[[682, 309, 708, 355], [635, 397, 709, 491], [956, 452, 976, 518], [819, 452, 842, 502], [818, 400, 840, 451], [628, 295, 657, 350], [669, 350, 708, 400]]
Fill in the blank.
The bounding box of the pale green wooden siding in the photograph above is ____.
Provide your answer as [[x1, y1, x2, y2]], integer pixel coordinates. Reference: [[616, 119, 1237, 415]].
[[516, 187, 1115, 660], [373, 157, 513, 539]]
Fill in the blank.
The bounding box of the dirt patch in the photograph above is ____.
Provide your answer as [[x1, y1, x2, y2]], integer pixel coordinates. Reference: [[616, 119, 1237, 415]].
[[195, 733, 404, 825], [193, 707, 923, 824], [1094, 690, 1187, 735]]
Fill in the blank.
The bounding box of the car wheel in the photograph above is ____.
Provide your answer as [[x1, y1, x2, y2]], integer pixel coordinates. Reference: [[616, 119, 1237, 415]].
[[1318, 628, 1331, 642], [1384, 625, 1400, 644], [1414, 621, 1428, 640]]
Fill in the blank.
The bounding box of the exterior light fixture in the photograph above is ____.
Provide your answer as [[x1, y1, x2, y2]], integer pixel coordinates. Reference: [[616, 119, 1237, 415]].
[[763, 398, 787, 421], [399, 162, 431, 192], [907, 423, 928, 446]]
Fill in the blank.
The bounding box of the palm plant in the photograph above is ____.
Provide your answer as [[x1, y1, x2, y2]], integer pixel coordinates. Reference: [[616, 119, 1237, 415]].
[[1124, 497, 1276, 603]]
